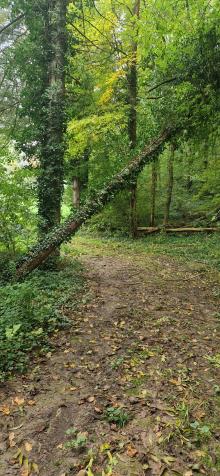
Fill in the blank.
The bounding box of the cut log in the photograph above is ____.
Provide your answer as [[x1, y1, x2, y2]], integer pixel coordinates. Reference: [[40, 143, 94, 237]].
[[14, 127, 175, 279], [137, 227, 220, 234]]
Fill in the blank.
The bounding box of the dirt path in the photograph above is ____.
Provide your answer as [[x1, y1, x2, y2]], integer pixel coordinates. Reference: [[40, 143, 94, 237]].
[[0, 251, 220, 476]]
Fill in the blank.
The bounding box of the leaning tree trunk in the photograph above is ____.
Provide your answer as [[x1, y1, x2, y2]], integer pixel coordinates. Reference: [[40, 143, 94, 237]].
[[15, 127, 175, 280]]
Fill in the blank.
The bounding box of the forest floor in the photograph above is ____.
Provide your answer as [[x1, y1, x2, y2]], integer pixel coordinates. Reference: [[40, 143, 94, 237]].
[[0, 236, 220, 476]]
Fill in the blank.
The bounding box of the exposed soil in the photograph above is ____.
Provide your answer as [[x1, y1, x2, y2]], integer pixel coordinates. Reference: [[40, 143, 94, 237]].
[[0, 249, 220, 476]]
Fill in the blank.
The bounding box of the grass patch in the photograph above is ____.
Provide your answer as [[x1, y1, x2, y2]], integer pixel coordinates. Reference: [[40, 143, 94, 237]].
[[0, 258, 84, 381], [68, 232, 220, 271]]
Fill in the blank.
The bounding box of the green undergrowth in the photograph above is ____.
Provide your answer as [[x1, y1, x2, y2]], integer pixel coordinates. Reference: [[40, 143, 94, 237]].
[[68, 232, 220, 271], [0, 258, 85, 381]]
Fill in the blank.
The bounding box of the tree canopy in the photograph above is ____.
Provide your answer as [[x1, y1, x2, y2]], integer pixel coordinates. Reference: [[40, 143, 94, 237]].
[[0, 0, 219, 273]]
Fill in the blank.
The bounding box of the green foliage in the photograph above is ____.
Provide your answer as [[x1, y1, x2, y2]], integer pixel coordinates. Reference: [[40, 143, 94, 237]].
[[110, 356, 124, 369], [64, 429, 88, 449], [104, 407, 130, 427], [0, 258, 84, 381], [1, 0, 220, 268], [190, 421, 212, 443], [68, 112, 126, 158], [0, 141, 37, 255], [206, 354, 220, 368]]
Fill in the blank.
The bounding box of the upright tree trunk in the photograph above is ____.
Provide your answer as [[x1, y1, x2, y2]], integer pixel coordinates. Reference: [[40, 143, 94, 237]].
[[15, 127, 175, 280], [38, 0, 67, 239], [72, 176, 80, 208], [150, 158, 158, 226], [163, 143, 175, 226], [128, 0, 140, 238]]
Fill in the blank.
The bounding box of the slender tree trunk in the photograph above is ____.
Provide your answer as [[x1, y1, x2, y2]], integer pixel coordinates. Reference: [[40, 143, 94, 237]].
[[15, 127, 175, 279], [150, 157, 158, 226], [186, 146, 193, 192], [128, 0, 140, 238], [163, 143, 175, 226], [72, 176, 80, 208]]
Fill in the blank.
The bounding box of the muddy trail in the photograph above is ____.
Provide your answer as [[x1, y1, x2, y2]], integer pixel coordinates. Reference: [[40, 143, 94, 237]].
[[1, 250, 220, 476]]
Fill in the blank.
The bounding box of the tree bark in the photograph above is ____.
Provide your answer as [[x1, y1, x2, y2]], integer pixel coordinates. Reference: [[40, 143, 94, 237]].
[[128, 0, 140, 238], [150, 157, 158, 226], [38, 0, 67, 237], [137, 227, 220, 234], [15, 127, 175, 279], [72, 176, 80, 208], [0, 13, 25, 35], [163, 143, 175, 226]]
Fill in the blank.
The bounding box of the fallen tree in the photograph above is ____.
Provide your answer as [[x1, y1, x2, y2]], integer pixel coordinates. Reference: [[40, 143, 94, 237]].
[[137, 227, 220, 234], [15, 127, 175, 279]]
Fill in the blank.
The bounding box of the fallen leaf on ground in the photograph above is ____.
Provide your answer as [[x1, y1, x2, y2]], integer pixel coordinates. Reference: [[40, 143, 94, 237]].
[[0, 404, 10, 415], [57, 443, 63, 449], [24, 442, 33, 452], [126, 444, 138, 457], [169, 378, 182, 386], [87, 396, 95, 403], [21, 469, 29, 476], [9, 432, 16, 447], [14, 397, 25, 406]]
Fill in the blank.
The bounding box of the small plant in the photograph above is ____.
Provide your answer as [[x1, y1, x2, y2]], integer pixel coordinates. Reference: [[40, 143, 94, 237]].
[[214, 384, 220, 395], [205, 353, 220, 368], [64, 431, 88, 450], [104, 406, 130, 427], [100, 443, 118, 476], [65, 427, 77, 436], [110, 357, 124, 369], [102, 450, 118, 476], [190, 421, 212, 441], [176, 401, 190, 423], [154, 316, 171, 326], [214, 312, 220, 320]]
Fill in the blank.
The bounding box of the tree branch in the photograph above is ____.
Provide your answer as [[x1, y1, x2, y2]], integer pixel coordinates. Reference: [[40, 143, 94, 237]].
[[147, 77, 178, 93], [0, 13, 25, 35]]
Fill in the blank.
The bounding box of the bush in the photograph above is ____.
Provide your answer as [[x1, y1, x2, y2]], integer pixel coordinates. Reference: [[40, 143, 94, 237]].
[[0, 259, 84, 381]]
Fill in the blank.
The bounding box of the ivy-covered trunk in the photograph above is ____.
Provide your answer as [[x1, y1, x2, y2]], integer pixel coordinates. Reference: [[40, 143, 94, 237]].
[[38, 0, 67, 238], [15, 127, 175, 279], [128, 0, 140, 238]]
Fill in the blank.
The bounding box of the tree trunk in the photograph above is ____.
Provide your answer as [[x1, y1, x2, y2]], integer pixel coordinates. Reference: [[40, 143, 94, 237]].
[[15, 127, 175, 280], [150, 157, 158, 226], [128, 0, 140, 238], [137, 227, 220, 234], [72, 176, 80, 208], [38, 0, 67, 238], [163, 143, 175, 226]]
